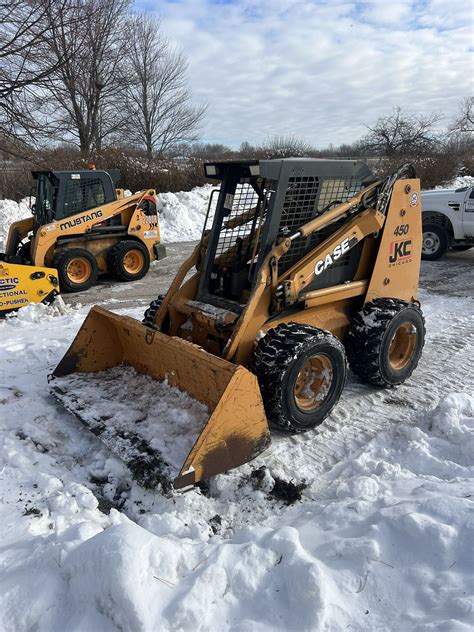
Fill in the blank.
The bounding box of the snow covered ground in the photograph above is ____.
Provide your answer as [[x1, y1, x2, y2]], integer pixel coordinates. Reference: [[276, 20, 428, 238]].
[[0, 277, 473, 630]]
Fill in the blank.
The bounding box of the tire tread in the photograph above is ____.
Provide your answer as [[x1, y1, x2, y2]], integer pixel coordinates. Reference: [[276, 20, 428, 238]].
[[251, 322, 347, 432], [346, 298, 425, 386]]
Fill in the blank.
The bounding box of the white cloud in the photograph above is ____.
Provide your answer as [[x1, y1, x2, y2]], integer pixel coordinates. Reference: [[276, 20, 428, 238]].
[[135, 0, 474, 148]]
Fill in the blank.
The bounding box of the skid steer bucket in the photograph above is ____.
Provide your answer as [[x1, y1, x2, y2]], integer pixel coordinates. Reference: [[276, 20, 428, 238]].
[[49, 306, 270, 490]]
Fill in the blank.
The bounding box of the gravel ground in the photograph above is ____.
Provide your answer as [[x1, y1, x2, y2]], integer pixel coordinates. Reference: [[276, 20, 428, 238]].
[[64, 241, 198, 312]]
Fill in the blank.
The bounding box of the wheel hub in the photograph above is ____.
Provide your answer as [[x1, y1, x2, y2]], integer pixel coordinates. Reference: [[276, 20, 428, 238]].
[[388, 321, 417, 370], [66, 257, 91, 284], [123, 249, 144, 274], [422, 231, 440, 255], [293, 354, 334, 412]]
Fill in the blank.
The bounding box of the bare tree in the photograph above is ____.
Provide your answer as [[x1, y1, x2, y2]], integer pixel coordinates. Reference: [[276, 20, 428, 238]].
[[239, 136, 314, 159], [122, 15, 206, 161], [449, 97, 474, 135], [37, 0, 131, 156], [0, 0, 71, 140], [362, 106, 442, 156], [262, 135, 314, 158]]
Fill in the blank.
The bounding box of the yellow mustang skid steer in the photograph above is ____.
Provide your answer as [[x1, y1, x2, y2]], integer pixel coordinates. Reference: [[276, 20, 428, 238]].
[[0, 169, 166, 313], [50, 159, 424, 491]]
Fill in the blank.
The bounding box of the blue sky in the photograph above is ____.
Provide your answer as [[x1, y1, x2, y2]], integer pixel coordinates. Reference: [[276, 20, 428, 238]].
[[134, 0, 474, 148]]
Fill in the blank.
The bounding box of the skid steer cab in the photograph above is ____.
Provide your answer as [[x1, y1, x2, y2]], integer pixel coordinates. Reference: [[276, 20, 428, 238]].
[[50, 158, 425, 491], [1, 169, 166, 300]]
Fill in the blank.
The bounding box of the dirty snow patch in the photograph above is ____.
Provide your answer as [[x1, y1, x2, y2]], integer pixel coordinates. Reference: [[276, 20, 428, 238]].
[[50, 367, 209, 483]]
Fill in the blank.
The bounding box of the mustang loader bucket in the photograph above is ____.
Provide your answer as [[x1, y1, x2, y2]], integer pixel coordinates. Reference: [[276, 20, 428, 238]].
[[49, 306, 270, 491]]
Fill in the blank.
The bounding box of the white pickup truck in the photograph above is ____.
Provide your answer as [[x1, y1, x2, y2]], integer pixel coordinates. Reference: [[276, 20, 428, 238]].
[[421, 184, 474, 259]]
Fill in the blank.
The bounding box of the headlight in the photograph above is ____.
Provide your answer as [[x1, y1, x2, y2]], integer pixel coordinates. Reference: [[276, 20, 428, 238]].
[[205, 165, 217, 176], [249, 164, 260, 176]]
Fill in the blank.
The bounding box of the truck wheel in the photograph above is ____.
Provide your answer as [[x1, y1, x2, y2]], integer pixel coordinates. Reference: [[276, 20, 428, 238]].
[[346, 298, 425, 387], [142, 295, 165, 329], [250, 323, 347, 432], [53, 248, 99, 292], [422, 223, 449, 260], [108, 240, 150, 281]]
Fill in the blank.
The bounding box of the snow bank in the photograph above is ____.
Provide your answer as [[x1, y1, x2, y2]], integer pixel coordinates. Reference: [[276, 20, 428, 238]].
[[437, 175, 474, 190], [157, 184, 215, 242], [5, 297, 77, 323], [0, 198, 32, 250], [449, 175, 474, 188], [1, 384, 472, 630]]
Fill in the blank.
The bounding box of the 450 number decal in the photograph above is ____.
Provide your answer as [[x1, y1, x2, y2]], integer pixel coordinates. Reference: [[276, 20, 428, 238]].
[[393, 224, 409, 236]]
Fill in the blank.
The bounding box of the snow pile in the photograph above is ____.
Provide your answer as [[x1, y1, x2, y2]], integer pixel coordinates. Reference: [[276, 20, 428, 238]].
[[5, 297, 77, 323], [436, 175, 474, 190], [0, 198, 32, 250], [449, 175, 474, 188], [157, 184, 215, 242]]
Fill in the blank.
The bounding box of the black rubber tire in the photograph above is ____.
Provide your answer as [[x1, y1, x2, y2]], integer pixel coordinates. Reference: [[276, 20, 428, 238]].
[[422, 223, 449, 260], [142, 295, 165, 329], [17, 241, 31, 262], [451, 245, 472, 252], [250, 323, 347, 432], [53, 248, 99, 293], [346, 298, 425, 387], [108, 240, 150, 281]]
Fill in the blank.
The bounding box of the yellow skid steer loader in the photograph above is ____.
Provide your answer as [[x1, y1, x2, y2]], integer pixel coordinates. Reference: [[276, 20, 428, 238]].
[[1, 168, 166, 314], [50, 159, 424, 491]]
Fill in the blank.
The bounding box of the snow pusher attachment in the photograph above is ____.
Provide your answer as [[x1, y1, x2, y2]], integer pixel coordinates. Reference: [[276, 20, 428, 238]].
[[0, 261, 59, 314], [51, 159, 424, 490], [50, 306, 270, 490]]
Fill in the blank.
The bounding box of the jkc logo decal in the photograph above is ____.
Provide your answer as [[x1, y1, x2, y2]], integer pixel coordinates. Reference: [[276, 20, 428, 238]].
[[389, 239, 412, 265]]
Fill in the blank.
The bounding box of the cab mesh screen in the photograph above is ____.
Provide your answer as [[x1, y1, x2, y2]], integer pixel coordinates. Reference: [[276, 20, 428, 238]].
[[63, 178, 106, 216], [212, 181, 266, 268], [277, 176, 363, 274]]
